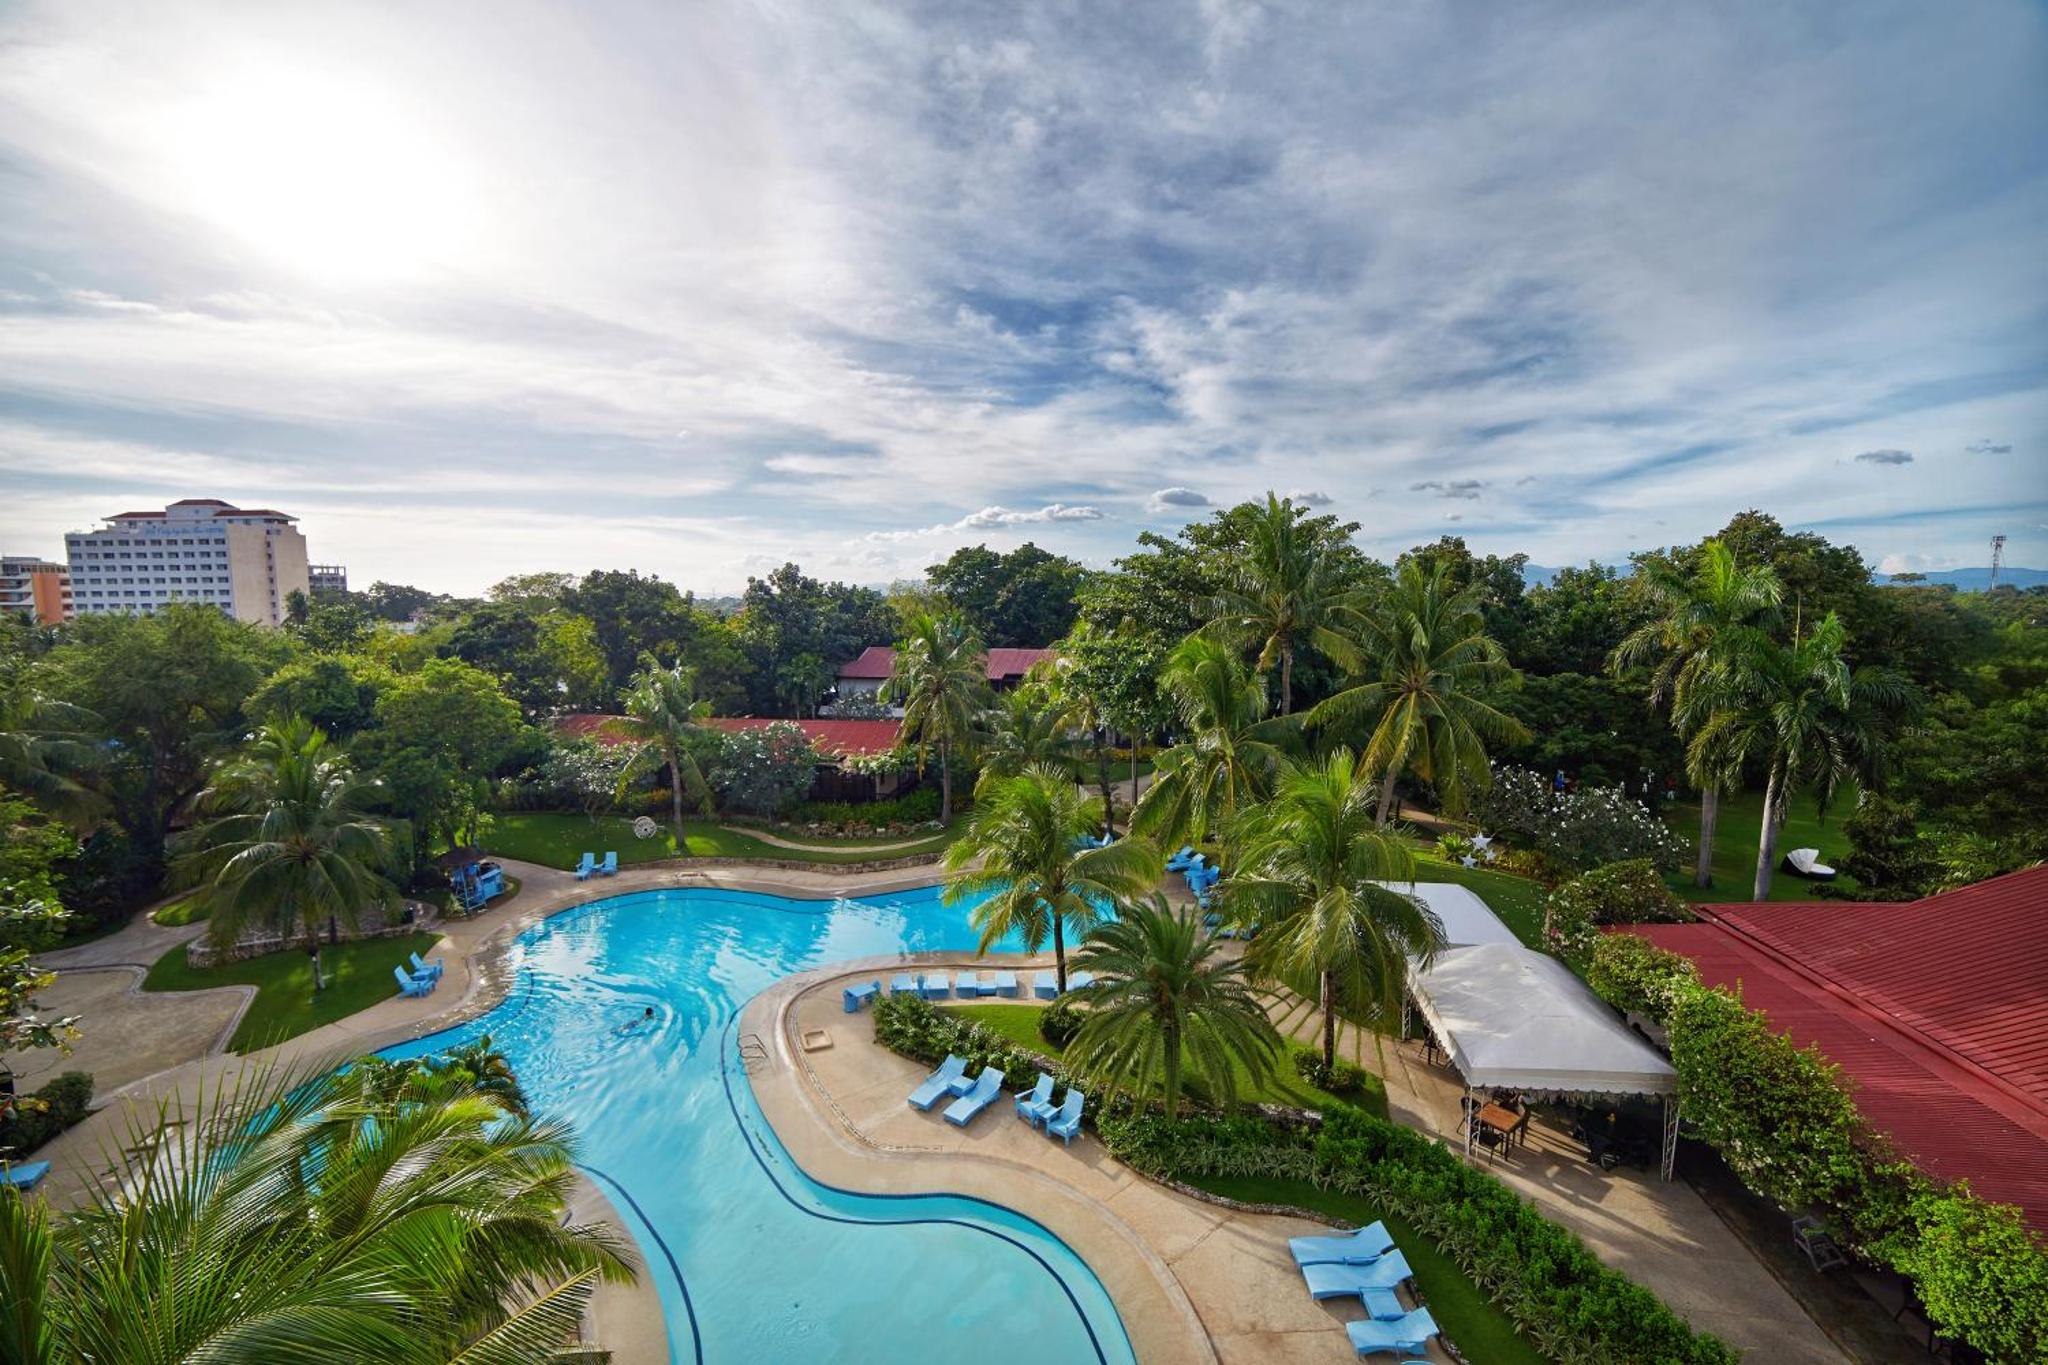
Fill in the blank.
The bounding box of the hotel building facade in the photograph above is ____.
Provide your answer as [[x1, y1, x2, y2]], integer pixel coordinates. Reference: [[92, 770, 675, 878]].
[[0, 556, 72, 625], [64, 499, 311, 627]]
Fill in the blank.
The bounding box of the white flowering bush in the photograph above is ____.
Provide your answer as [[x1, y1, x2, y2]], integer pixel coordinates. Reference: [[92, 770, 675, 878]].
[[529, 739, 639, 816], [1475, 764, 1688, 873], [705, 722, 819, 816]]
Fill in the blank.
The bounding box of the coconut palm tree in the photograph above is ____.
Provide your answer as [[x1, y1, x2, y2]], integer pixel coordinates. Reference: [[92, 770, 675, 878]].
[[1130, 635, 1298, 854], [613, 659, 715, 844], [943, 765, 1161, 992], [173, 717, 399, 991], [1207, 492, 1360, 715], [882, 612, 989, 823], [0, 1056, 635, 1364], [1687, 613, 1913, 900], [1610, 539, 1782, 887], [977, 686, 1079, 792], [1311, 559, 1526, 826], [0, 692, 107, 831], [1064, 894, 1281, 1120], [1225, 750, 1442, 1069]]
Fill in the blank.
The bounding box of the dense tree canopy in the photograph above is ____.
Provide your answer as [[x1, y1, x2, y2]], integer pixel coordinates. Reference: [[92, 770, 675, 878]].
[[927, 542, 1090, 647]]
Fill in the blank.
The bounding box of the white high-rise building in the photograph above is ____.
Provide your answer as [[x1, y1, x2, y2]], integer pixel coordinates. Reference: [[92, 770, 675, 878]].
[[64, 499, 311, 627]]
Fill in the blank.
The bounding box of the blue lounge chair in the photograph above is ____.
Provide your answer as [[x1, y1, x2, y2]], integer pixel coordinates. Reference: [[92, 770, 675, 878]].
[[1165, 845, 1198, 871], [943, 1068, 1006, 1127], [393, 965, 434, 998], [919, 972, 952, 1000], [1016, 1073, 1055, 1124], [955, 971, 981, 996], [890, 973, 918, 995], [992, 971, 1019, 998], [2, 1161, 50, 1193], [1345, 1308, 1438, 1357], [1045, 1087, 1086, 1144], [1289, 1220, 1395, 1267], [573, 852, 597, 880], [842, 980, 880, 1012], [1301, 1251, 1413, 1301], [597, 851, 618, 876], [408, 950, 444, 981], [1032, 971, 1059, 1000], [907, 1055, 971, 1110]]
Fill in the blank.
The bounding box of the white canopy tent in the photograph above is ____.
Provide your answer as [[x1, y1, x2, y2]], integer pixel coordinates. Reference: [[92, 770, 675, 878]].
[[1377, 881, 1524, 949], [1406, 941, 1681, 1178]]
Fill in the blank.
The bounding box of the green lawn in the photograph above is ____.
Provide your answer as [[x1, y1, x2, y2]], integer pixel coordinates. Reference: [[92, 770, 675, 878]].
[[143, 931, 444, 1054], [151, 895, 211, 927], [483, 811, 956, 870], [1664, 787, 1861, 903], [1187, 1173, 1548, 1365], [944, 1001, 1389, 1119]]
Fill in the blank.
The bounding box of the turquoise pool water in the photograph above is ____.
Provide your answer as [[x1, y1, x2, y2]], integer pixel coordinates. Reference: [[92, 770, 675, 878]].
[[381, 884, 1136, 1365]]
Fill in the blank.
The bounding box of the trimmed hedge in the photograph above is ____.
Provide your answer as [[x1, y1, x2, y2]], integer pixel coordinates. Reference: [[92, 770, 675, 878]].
[[1097, 1106, 1735, 1365], [1587, 933, 2048, 1363], [0, 1071, 94, 1159], [873, 991, 1063, 1085]]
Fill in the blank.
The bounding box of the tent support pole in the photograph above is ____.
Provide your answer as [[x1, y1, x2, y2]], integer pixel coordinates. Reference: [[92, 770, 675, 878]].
[[1661, 1097, 1680, 1182], [1463, 1085, 1474, 1159]]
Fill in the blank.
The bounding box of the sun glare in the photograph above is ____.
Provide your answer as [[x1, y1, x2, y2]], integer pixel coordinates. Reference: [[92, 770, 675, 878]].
[[158, 66, 478, 283]]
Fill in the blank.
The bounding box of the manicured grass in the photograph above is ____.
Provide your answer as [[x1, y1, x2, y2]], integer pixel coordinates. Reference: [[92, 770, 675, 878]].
[[1408, 854, 1549, 948], [1186, 1173, 1549, 1365], [151, 895, 211, 927], [944, 1001, 1389, 1119], [483, 811, 955, 870], [143, 931, 444, 1054], [1664, 786, 1862, 903]]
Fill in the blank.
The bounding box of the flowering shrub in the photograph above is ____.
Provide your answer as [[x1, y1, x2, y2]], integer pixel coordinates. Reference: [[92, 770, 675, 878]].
[[1544, 859, 1690, 960], [1474, 765, 1688, 873], [532, 738, 638, 816], [703, 722, 818, 816]]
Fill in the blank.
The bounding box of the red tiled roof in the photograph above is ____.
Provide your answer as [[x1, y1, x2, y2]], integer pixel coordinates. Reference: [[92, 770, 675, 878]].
[[1624, 865, 2048, 1231], [703, 716, 900, 756], [835, 645, 1055, 681], [556, 714, 631, 745]]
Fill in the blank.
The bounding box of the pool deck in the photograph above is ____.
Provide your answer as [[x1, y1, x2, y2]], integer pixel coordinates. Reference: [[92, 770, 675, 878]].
[[25, 855, 1844, 1364]]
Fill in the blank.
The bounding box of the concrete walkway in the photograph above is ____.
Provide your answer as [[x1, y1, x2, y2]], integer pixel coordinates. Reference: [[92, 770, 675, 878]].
[[720, 823, 942, 854]]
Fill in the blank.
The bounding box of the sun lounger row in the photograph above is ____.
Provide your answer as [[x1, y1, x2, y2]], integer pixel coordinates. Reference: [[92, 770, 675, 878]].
[[573, 851, 619, 880], [1288, 1221, 1441, 1356], [905, 1055, 1008, 1125], [884, 970, 1092, 1000]]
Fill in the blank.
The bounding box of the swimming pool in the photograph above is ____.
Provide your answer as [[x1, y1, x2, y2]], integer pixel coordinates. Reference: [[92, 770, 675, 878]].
[[381, 883, 1137, 1365]]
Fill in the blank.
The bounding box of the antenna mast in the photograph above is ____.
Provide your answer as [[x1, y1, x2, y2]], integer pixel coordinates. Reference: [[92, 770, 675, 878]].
[[1990, 534, 2007, 588]]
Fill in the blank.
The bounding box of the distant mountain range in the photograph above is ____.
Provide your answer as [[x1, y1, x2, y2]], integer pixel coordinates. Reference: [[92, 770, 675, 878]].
[[1519, 563, 2045, 591]]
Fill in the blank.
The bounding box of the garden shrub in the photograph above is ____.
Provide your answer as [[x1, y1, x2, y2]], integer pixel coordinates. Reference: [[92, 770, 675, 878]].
[[1292, 1050, 1379, 1105], [1839, 794, 1935, 897], [1544, 859, 1689, 960], [1475, 764, 1689, 874], [0, 1071, 94, 1158], [872, 992, 1058, 1085], [1584, 933, 1699, 1023], [702, 722, 818, 817], [791, 787, 942, 830], [1038, 1000, 1083, 1048]]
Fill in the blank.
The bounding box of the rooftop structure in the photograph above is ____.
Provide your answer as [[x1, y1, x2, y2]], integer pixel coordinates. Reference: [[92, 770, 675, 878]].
[[0, 555, 71, 625], [833, 645, 1056, 714], [64, 499, 310, 627], [308, 563, 349, 594], [1627, 865, 2048, 1231], [557, 713, 901, 758]]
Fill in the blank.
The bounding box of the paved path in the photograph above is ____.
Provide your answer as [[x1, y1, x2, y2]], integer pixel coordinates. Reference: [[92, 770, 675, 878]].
[[719, 824, 942, 854]]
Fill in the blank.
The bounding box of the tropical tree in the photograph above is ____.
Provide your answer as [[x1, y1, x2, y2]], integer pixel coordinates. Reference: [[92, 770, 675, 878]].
[[0, 1056, 635, 1364], [1207, 492, 1361, 714], [1130, 635, 1298, 853], [1065, 894, 1282, 1121], [1687, 613, 1913, 900], [1225, 750, 1442, 1069], [977, 687, 1079, 791], [1311, 559, 1527, 826], [1611, 539, 1782, 887], [613, 659, 716, 842], [173, 717, 399, 990], [882, 612, 989, 823], [943, 765, 1161, 992]]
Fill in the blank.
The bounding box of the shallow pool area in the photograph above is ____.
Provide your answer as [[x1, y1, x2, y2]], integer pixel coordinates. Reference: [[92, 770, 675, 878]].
[[381, 884, 1136, 1365]]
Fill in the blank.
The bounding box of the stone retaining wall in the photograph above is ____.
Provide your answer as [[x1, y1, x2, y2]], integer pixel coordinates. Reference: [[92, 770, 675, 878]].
[[184, 901, 440, 967], [639, 851, 944, 875]]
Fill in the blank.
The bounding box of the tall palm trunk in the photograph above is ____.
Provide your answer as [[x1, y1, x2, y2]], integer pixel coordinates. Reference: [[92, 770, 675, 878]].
[[1694, 785, 1720, 888], [1052, 915, 1068, 994], [667, 753, 686, 848], [1279, 646, 1294, 716], [1094, 727, 1115, 836], [1129, 746, 1140, 806], [1753, 764, 1785, 901], [1320, 968, 1338, 1069], [938, 739, 953, 823], [1374, 766, 1399, 828]]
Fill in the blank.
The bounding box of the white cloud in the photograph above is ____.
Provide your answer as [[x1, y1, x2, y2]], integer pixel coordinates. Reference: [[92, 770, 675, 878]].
[[960, 503, 1105, 528], [1879, 552, 1956, 574], [1286, 488, 1333, 506], [1411, 479, 1487, 499], [1853, 448, 1913, 465], [1146, 486, 1211, 515]]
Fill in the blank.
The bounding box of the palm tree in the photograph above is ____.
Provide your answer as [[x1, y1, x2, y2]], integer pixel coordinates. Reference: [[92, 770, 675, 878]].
[[1687, 613, 1913, 900], [943, 765, 1161, 992], [1130, 635, 1298, 854], [977, 686, 1079, 792], [614, 659, 715, 844], [1225, 750, 1443, 1070], [1311, 559, 1526, 826], [1207, 492, 1359, 714], [0, 1057, 635, 1364], [173, 717, 398, 991], [1610, 539, 1782, 887], [882, 612, 988, 823], [0, 692, 107, 831], [1064, 895, 1281, 1120]]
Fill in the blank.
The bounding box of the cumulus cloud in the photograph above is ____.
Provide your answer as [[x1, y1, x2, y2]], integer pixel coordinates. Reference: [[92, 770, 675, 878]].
[[1411, 479, 1487, 499], [1146, 486, 1212, 514], [959, 502, 1105, 527], [1286, 489, 1333, 506], [1966, 440, 2013, 455], [1879, 552, 1956, 574], [1854, 449, 1914, 466]]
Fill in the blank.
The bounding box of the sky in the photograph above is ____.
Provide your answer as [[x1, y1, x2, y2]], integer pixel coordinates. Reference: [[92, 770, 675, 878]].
[[1, 0, 2045, 595]]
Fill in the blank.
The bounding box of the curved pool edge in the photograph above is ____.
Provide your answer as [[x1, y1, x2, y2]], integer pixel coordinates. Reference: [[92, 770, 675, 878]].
[[740, 954, 1219, 1365]]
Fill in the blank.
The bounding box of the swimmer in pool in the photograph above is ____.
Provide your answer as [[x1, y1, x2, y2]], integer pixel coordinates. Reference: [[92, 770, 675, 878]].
[[617, 1006, 656, 1034]]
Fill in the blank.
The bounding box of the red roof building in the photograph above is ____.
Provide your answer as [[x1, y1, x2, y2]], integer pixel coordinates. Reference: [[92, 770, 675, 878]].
[[1625, 865, 2048, 1231], [835, 645, 1055, 683], [556, 714, 900, 758]]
